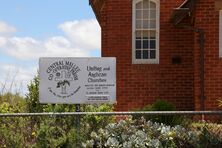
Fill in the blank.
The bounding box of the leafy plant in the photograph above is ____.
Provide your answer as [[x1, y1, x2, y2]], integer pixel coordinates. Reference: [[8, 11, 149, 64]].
[[151, 99, 175, 111], [0, 93, 29, 147], [190, 122, 222, 147], [79, 104, 114, 141], [84, 117, 222, 148], [83, 117, 198, 148], [150, 99, 182, 126], [133, 99, 183, 125], [26, 74, 42, 113], [218, 99, 222, 108]]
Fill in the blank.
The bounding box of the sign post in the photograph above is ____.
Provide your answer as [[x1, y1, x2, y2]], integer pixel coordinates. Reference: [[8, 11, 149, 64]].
[[75, 104, 81, 147]]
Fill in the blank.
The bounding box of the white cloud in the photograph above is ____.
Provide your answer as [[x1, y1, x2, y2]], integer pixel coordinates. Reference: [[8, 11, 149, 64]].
[[0, 19, 100, 60], [44, 36, 90, 57], [0, 37, 7, 47], [0, 21, 16, 36], [59, 19, 101, 50], [1, 36, 91, 60], [2, 37, 44, 60]]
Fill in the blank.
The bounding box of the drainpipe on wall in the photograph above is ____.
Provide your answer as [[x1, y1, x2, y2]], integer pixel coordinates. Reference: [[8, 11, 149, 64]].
[[181, 26, 205, 112], [198, 29, 205, 112]]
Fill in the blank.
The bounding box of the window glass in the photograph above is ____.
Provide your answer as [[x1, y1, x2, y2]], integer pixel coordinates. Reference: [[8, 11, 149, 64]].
[[143, 50, 149, 59], [143, 31, 149, 39], [136, 40, 142, 49], [143, 40, 149, 49], [136, 20, 142, 29], [150, 10, 156, 19], [150, 40, 156, 49], [136, 50, 142, 59], [149, 20, 156, 29], [143, 10, 149, 18], [136, 10, 142, 19], [143, 20, 149, 29], [136, 31, 142, 39], [150, 50, 156, 59], [143, 0, 149, 9], [150, 1, 156, 9], [150, 30, 156, 39], [136, 2, 142, 9]]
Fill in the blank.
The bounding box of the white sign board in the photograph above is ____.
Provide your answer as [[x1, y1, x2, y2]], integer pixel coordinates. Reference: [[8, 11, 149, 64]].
[[39, 57, 116, 104]]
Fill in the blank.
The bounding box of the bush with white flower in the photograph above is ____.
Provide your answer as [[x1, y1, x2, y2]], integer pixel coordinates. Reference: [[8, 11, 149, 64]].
[[83, 116, 222, 148], [84, 117, 184, 147]]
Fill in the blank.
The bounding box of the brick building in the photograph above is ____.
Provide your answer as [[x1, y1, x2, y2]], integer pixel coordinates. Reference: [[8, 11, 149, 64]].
[[90, 0, 222, 111]]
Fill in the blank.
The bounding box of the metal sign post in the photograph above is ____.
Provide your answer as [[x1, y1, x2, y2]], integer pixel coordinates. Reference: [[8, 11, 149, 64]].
[[75, 104, 81, 147]]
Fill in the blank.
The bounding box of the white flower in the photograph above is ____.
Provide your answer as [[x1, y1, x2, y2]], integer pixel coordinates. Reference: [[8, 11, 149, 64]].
[[106, 137, 119, 147], [90, 131, 97, 139]]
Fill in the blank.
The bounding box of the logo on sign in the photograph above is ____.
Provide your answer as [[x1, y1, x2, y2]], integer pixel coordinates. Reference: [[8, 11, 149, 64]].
[[46, 60, 81, 98]]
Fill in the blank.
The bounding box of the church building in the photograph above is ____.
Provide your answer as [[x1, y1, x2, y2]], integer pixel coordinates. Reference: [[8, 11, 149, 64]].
[[90, 0, 222, 111]]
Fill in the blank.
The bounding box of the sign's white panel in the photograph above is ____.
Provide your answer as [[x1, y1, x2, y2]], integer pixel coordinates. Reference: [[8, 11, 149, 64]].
[[39, 57, 116, 104]]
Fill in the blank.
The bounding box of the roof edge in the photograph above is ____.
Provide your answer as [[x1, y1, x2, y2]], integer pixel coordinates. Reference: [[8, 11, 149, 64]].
[[170, 0, 197, 26], [89, 0, 105, 26]]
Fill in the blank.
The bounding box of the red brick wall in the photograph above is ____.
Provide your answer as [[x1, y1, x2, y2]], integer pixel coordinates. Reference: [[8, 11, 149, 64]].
[[194, 0, 222, 111], [100, 0, 194, 111]]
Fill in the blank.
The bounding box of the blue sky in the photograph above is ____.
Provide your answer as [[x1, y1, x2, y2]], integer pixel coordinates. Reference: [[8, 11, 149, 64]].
[[0, 0, 94, 37], [0, 0, 101, 94]]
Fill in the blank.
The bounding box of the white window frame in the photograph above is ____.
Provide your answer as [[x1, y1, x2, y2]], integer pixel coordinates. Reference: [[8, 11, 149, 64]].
[[220, 10, 222, 57], [132, 0, 160, 64]]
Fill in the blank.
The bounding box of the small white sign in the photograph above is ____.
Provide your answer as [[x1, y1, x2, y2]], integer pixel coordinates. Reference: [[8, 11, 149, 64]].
[[39, 57, 116, 104]]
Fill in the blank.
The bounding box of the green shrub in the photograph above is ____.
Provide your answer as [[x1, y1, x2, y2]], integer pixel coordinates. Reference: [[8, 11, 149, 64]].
[[24, 74, 115, 146], [33, 120, 67, 148], [133, 99, 183, 126], [0, 93, 29, 147], [151, 99, 175, 111], [81, 104, 114, 140], [0, 125, 24, 148], [0, 116, 29, 148]]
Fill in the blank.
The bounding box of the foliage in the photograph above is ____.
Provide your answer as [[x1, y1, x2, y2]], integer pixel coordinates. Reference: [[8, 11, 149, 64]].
[[190, 122, 222, 147], [0, 92, 26, 113], [133, 99, 183, 126], [218, 99, 222, 108], [26, 74, 42, 113], [0, 126, 24, 148], [151, 99, 175, 111], [31, 104, 114, 147], [0, 74, 115, 147], [0, 92, 29, 147], [83, 117, 190, 148], [83, 104, 114, 130], [33, 119, 68, 148], [1, 74, 222, 147], [84, 117, 222, 148]]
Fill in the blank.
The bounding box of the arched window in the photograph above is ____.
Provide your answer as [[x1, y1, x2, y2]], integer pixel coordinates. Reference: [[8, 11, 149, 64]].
[[132, 0, 159, 64]]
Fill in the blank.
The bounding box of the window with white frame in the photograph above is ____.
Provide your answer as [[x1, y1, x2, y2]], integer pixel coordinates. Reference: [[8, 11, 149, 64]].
[[132, 0, 159, 64], [220, 10, 222, 57]]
